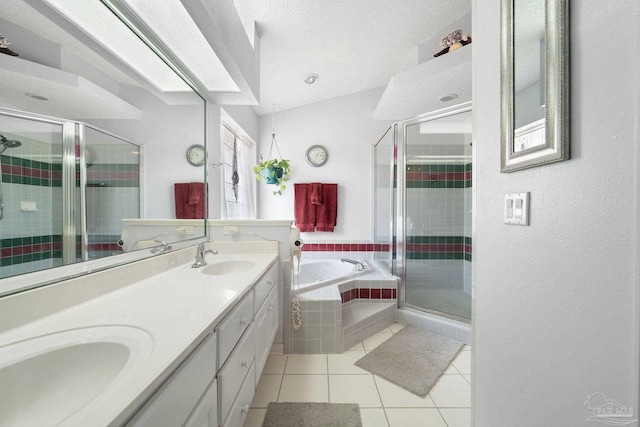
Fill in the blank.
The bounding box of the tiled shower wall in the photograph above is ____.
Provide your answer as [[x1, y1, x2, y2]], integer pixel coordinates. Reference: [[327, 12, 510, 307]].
[[0, 141, 140, 278], [84, 142, 140, 258], [0, 141, 62, 277], [405, 143, 472, 295]]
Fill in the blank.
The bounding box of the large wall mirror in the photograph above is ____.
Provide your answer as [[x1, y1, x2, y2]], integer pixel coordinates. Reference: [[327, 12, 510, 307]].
[[501, 0, 569, 172], [0, 0, 207, 295]]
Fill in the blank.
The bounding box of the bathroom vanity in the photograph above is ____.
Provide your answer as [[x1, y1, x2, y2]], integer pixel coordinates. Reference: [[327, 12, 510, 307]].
[[0, 242, 279, 427]]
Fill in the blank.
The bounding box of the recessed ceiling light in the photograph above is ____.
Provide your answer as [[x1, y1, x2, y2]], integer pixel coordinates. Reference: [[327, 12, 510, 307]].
[[439, 93, 458, 102], [25, 92, 48, 101], [304, 74, 318, 84]]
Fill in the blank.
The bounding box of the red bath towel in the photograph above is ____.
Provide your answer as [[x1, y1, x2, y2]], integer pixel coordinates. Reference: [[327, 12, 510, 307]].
[[175, 182, 206, 219], [174, 183, 191, 219], [188, 182, 202, 205], [294, 183, 315, 232], [310, 182, 323, 205], [316, 184, 337, 232]]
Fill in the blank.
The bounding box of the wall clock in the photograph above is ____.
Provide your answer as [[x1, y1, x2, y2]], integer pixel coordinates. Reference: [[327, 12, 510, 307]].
[[186, 144, 205, 166], [305, 144, 328, 167]]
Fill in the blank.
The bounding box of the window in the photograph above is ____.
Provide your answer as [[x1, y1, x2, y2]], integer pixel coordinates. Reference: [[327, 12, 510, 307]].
[[221, 124, 256, 219]]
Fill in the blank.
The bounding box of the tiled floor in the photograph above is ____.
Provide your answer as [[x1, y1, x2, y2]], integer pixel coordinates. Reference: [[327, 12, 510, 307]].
[[244, 323, 471, 427]]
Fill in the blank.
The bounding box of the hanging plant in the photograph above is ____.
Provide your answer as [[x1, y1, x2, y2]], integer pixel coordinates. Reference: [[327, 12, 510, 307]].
[[253, 157, 291, 195], [254, 109, 291, 195]]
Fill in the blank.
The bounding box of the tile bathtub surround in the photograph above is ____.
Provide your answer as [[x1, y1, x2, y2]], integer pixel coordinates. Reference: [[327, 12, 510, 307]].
[[286, 266, 398, 354], [245, 326, 472, 427]]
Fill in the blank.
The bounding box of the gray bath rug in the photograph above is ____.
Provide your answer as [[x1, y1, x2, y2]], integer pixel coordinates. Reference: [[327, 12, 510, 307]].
[[354, 326, 463, 398], [262, 402, 362, 427]]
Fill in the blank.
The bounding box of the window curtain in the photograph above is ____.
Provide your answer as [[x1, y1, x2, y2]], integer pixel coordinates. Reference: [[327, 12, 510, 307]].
[[221, 125, 256, 219]]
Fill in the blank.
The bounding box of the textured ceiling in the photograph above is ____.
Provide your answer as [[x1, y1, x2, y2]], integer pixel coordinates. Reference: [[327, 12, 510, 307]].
[[233, 0, 471, 115]]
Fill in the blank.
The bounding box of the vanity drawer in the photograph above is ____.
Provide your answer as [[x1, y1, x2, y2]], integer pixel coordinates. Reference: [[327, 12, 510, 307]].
[[222, 362, 256, 427], [218, 323, 255, 425], [127, 332, 217, 427], [253, 263, 277, 314], [216, 293, 253, 369]]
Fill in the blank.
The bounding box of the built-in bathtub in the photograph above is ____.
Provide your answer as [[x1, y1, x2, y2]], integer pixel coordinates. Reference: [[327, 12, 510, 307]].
[[285, 259, 398, 354], [292, 259, 369, 293]]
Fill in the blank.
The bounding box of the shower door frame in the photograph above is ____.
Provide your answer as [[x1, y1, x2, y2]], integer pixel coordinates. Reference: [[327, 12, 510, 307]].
[[0, 108, 142, 267], [395, 101, 473, 324]]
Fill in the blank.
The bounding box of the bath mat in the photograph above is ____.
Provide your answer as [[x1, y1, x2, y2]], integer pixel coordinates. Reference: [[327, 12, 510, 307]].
[[262, 402, 362, 427], [354, 326, 463, 398]]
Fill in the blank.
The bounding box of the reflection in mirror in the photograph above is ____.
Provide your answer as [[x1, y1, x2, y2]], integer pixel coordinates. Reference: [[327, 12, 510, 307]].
[[513, 0, 545, 152], [0, 0, 206, 295], [501, 0, 569, 172]]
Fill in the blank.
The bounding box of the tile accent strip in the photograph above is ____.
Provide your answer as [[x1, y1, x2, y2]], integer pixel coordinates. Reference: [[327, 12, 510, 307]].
[[1, 235, 122, 267], [405, 163, 472, 188], [1, 155, 139, 188], [0, 235, 62, 267], [302, 238, 472, 262], [340, 288, 397, 303]]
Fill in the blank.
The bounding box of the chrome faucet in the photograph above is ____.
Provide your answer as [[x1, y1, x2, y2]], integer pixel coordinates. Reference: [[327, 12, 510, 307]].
[[150, 239, 172, 254], [192, 242, 218, 268], [341, 258, 365, 271]]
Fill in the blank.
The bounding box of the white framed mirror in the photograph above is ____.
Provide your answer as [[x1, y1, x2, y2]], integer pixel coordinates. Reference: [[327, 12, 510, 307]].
[[501, 0, 569, 172]]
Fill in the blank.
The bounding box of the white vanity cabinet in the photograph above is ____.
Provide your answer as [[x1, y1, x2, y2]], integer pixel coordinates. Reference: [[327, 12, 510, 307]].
[[184, 380, 218, 427], [126, 332, 217, 427], [217, 262, 278, 427], [126, 260, 279, 427], [254, 284, 278, 382]]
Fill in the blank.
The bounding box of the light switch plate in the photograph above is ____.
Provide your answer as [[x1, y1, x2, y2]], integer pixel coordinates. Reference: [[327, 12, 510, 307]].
[[504, 192, 530, 225]]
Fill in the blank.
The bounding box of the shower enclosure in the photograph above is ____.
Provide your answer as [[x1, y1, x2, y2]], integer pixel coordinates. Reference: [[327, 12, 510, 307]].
[[0, 109, 141, 279], [374, 103, 472, 323]]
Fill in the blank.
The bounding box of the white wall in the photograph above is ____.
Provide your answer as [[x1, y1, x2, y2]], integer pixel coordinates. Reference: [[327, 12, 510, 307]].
[[473, 1, 639, 426], [256, 87, 391, 242]]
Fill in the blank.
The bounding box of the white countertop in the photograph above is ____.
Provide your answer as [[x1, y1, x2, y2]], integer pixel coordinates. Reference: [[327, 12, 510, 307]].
[[0, 246, 278, 426]]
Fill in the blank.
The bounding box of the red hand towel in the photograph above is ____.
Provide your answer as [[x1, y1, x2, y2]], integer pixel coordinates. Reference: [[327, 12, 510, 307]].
[[188, 182, 202, 205], [310, 182, 323, 205], [174, 183, 194, 219], [294, 183, 315, 232], [316, 184, 337, 232]]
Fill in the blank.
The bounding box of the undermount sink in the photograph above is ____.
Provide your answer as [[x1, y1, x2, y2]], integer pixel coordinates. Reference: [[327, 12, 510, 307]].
[[0, 325, 153, 426], [201, 260, 255, 275]]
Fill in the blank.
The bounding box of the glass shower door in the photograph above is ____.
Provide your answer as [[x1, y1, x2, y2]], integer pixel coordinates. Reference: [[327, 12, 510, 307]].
[[400, 108, 472, 321], [0, 112, 67, 279]]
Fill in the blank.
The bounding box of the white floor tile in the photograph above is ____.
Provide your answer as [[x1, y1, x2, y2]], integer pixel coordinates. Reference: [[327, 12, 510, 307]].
[[329, 375, 382, 407], [348, 342, 366, 351], [373, 376, 435, 408], [362, 331, 393, 351], [389, 323, 405, 334], [284, 354, 328, 374], [462, 345, 471, 351], [251, 375, 282, 408], [428, 375, 471, 408], [242, 408, 266, 427], [444, 364, 461, 375], [385, 408, 447, 427], [269, 343, 284, 355], [360, 408, 389, 427], [439, 408, 471, 427], [328, 351, 369, 375], [451, 350, 471, 375], [262, 354, 287, 375], [278, 375, 328, 402]]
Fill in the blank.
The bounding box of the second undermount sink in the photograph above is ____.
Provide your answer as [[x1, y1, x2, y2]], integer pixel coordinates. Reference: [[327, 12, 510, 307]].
[[201, 260, 255, 275], [0, 325, 153, 426]]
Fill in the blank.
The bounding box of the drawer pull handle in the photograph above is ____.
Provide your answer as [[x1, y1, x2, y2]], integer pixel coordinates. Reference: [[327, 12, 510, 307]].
[[241, 360, 248, 368], [241, 405, 249, 414], [240, 317, 247, 326], [268, 304, 273, 311]]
